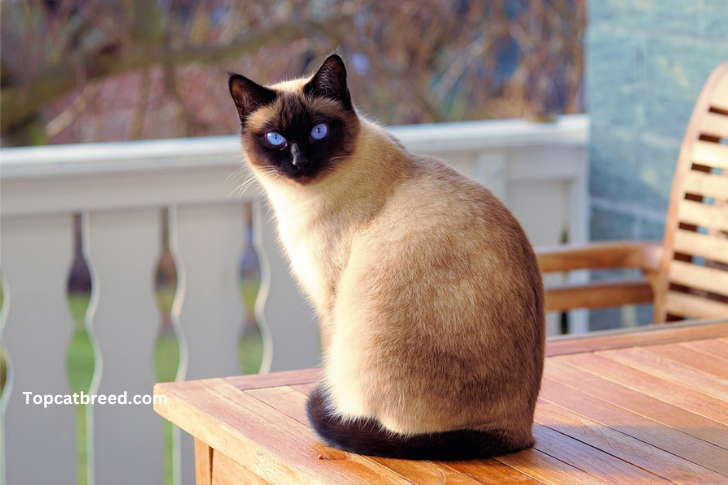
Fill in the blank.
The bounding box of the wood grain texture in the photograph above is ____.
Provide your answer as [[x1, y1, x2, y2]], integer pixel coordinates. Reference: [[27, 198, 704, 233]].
[[545, 359, 728, 450], [155, 320, 728, 484], [557, 353, 728, 424], [545, 319, 728, 356], [493, 450, 610, 485], [227, 367, 321, 390], [212, 449, 271, 485], [441, 458, 545, 484], [682, 170, 728, 200], [666, 291, 728, 319], [599, 347, 728, 401], [539, 376, 728, 476], [250, 385, 536, 484], [684, 338, 728, 360], [668, 260, 728, 298], [155, 379, 412, 484], [692, 140, 728, 170], [646, 343, 728, 380], [367, 458, 486, 485], [530, 424, 669, 484], [194, 438, 213, 485], [535, 399, 725, 484], [672, 229, 728, 265], [699, 110, 728, 137], [536, 241, 662, 273], [544, 279, 653, 312]]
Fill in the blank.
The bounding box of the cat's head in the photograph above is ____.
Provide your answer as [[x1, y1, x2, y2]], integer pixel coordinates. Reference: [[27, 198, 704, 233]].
[[229, 54, 360, 185]]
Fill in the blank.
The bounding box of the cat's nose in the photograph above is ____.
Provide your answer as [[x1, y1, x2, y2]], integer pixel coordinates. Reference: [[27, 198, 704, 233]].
[[290, 144, 309, 167]]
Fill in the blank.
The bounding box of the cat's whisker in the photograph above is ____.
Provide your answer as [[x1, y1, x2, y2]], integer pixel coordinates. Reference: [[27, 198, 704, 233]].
[[230, 173, 263, 200], [225, 170, 252, 199], [224, 171, 247, 188], [224, 170, 243, 186]]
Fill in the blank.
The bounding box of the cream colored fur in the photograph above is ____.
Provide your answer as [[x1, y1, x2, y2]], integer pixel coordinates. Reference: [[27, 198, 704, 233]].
[[242, 77, 544, 442]]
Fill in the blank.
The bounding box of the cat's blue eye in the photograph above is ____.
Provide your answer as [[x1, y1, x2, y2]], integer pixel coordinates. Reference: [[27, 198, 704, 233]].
[[311, 123, 328, 140], [265, 132, 286, 146]]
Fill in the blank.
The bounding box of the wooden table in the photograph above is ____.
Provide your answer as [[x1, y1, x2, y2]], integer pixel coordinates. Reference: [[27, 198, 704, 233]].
[[154, 319, 728, 484]]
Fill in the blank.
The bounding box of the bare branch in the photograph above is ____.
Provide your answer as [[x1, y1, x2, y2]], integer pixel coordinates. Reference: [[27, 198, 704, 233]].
[[163, 65, 192, 137], [313, 21, 446, 123], [128, 69, 150, 140], [45, 81, 100, 138], [1, 19, 328, 132]]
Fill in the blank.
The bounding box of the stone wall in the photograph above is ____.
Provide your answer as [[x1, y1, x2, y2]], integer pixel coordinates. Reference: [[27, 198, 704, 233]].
[[586, 0, 728, 329]]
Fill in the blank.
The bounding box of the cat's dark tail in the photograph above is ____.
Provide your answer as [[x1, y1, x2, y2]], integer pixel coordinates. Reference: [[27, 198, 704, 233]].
[[306, 385, 532, 460]]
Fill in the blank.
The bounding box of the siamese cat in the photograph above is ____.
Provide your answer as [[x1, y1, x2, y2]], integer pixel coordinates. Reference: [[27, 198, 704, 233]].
[[228, 54, 545, 460]]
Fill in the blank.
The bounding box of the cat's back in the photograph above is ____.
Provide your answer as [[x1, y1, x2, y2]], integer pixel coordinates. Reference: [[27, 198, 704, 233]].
[[343, 150, 543, 338], [362, 153, 533, 263], [332, 150, 544, 434]]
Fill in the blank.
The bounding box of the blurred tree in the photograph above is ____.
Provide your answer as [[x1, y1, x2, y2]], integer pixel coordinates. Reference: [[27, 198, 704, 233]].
[[0, 0, 585, 147]]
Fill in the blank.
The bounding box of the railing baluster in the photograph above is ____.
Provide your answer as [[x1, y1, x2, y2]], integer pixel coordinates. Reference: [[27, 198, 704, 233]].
[[172, 202, 244, 485], [0, 117, 590, 482], [173, 202, 243, 380], [0, 214, 77, 485], [85, 209, 163, 485]]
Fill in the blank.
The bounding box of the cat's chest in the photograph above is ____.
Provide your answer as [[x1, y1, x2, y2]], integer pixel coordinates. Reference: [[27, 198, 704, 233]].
[[276, 218, 349, 311]]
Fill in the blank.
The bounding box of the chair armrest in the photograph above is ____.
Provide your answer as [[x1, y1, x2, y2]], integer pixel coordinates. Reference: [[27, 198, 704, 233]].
[[544, 280, 655, 312], [536, 241, 663, 274], [536, 241, 664, 312]]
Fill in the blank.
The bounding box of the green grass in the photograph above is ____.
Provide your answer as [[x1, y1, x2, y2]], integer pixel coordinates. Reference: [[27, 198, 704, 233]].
[[67, 294, 94, 485], [239, 278, 265, 375], [1, 280, 263, 485]]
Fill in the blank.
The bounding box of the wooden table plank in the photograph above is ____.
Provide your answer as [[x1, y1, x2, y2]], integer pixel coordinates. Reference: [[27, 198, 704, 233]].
[[682, 338, 728, 363], [544, 359, 728, 450], [155, 320, 728, 484], [556, 353, 728, 424], [226, 368, 321, 390], [598, 346, 728, 401], [437, 459, 544, 485], [529, 424, 670, 484], [246, 386, 423, 484], [194, 438, 213, 485], [246, 386, 310, 423], [545, 320, 728, 357], [290, 382, 318, 395], [156, 379, 410, 484], [367, 458, 498, 485], [539, 376, 728, 476], [648, 343, 728, 379], [212, 449, 269, 485], [248, 384, 535, 484], [224, 387, 420, 485], [492, 450, 610, 485], [535, 399, 723, 484]]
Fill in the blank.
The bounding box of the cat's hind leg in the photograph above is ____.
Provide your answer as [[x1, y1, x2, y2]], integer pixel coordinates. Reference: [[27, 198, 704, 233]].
[[306, 384, 532, 460]]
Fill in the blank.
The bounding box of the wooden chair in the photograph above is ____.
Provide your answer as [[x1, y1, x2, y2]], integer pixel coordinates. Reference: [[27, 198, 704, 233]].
[[537, 62, 728, 323]]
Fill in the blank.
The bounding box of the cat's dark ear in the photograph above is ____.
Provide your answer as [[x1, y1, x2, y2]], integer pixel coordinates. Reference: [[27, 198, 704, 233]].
[[303, 54, 353, 111], [228, 73, 277, 124]]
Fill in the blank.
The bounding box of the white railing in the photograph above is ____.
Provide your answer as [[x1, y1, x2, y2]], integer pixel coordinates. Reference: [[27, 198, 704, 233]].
[[0, 115, 588, 485]]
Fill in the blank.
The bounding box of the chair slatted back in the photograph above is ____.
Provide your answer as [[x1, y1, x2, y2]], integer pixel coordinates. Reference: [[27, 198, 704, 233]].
[[655, 62, 728, 322]]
